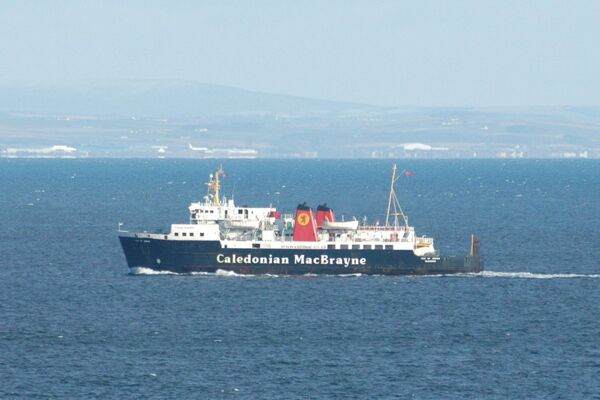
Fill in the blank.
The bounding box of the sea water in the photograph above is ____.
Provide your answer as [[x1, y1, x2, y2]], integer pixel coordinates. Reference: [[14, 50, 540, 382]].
[[1, 159, 599, 398]]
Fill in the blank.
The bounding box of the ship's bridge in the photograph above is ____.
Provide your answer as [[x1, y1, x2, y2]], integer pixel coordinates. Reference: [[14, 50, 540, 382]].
[[190, 166, 276, 225], [189, 197, 276, 225]]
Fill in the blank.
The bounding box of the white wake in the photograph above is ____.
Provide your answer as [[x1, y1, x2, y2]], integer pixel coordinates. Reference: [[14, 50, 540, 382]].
[[130, 267, 599, 280], [130, 267, 177, 275], [214, 269, 254, 277], [468, 271, 600, 279], [130, 267, 256, 277]]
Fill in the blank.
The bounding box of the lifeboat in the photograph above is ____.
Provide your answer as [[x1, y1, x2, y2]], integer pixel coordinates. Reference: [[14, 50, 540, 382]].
[[222, 219, 261, 230], [321, 220, 359, 231]]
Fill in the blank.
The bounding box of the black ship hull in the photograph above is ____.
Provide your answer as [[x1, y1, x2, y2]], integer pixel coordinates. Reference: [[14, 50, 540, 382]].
[[119, 236, 483, 276]]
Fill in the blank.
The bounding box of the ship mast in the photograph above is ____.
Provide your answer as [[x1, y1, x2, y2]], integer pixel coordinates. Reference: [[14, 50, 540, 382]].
[[207, 166, 225, 206], [385, 164, 409, 229]]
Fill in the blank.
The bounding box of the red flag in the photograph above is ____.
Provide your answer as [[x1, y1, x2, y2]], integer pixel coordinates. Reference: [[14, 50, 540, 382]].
[[405, 171, 414, 177]]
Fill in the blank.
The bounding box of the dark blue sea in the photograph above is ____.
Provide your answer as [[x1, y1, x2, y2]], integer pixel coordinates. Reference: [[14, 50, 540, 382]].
[[1, 159, 599, 399]]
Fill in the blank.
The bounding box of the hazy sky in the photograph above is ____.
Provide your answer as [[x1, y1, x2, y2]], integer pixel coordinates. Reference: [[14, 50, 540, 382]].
[[1, 0, 599, 106]]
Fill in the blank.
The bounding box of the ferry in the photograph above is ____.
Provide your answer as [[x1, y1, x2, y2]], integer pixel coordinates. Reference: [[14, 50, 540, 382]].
[[118, 165, 483, 275]]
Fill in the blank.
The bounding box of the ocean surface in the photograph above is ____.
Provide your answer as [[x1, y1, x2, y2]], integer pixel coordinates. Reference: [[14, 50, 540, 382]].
[[1, 159, 599, 399]]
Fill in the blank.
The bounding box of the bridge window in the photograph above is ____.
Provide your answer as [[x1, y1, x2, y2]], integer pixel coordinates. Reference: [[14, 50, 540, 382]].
[[174, 233, 179, 237], [352, 244, 360, 250], [385, 245, 393, 250], [340, 244, 348, 249], [375, 245, 383, 250], [327, 244, 335, 249], [252, 243, 260, 248], [363, 245, 371, 250]]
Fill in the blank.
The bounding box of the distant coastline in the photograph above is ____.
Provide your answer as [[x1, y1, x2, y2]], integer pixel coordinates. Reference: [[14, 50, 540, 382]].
[[1, 81, 598, 159]]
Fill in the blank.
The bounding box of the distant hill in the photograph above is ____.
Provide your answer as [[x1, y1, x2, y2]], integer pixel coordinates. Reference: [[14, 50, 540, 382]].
[[0, 80, 377, 118], [1, 81, 599, 158]]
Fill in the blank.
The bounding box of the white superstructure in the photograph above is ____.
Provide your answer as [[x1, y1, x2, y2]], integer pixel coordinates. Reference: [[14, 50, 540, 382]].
[[119, 166, 438, 257]]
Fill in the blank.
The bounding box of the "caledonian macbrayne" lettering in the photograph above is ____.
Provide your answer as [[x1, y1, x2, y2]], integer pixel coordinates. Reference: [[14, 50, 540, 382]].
[[216, 253, 366, 267]]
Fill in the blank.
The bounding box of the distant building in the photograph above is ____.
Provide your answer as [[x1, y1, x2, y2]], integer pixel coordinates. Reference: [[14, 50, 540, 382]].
[[189, 144, 258, 159], [497, 148, 525, 158], [402, 143, 449, 151], [561, 151, 588, 159], [3, 145, 78, 158]]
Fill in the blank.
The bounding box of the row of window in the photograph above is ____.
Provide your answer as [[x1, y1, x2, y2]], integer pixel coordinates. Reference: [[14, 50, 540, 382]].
[[331, 244, 393, 250], [194, 209, 251, 215], [250, 243, 394, 250], [173, 232, 205, 237]]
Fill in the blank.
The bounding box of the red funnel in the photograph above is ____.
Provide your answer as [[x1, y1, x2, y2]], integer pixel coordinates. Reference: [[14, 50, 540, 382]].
[[293, 203, 318, 241]]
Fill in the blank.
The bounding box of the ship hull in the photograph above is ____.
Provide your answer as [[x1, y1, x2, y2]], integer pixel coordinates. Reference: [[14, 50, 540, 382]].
[[119, 236, 483, 276]]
